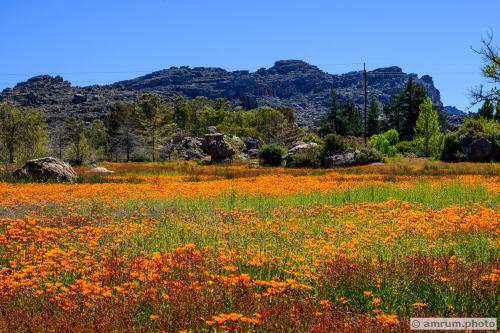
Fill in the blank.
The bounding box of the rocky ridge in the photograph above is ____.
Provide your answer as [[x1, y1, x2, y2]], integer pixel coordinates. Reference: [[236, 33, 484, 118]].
[[1, 60, 443, 127]]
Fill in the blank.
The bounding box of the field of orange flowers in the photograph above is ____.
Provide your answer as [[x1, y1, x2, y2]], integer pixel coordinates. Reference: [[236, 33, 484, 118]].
[[0, 160, 499, 332]]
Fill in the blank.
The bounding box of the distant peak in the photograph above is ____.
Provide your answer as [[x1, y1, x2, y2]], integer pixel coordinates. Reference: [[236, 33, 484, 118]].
[[370, 66, 403, 73], [268, 60, 322, 74]]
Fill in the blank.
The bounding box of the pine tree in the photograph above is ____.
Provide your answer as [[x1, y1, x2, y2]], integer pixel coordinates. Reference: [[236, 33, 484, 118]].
[[341, 101, 363, 136], [106, 102, 139, 162], [319, 87, 340, 135], [414, 98, 441, 157], [367, 97, 380, 136], [384, 78, 427, 140]]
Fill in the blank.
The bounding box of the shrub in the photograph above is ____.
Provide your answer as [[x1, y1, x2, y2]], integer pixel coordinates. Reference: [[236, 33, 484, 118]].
[[323, 133, 347, 154], [384, 129, 400, 146], [355, 148, 383, 165], [440, 132, 462, 162], [368, 134, 390, 156], [395, 140, 418, 155], [368, 130, 400, 157], [300, 132, 324, 145], [258, 144, 287, 166], [286, 146, 322, 168]]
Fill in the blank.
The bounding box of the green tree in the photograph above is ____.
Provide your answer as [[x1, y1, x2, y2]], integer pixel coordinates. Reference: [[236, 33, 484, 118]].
[[414, 98, 442, 157], [367, 97, 381, 136], [476, 99, 495, 119], [87, 119, 107, 161], [0, 103, 47, 164], [340, 100, 363, 136], [253, 107, 302, 145], [50, 121, 67, 160], [106, 102, 139, 161], [319, 87, 341, 135], [137, 94, 174, 162], [65, 117, 90, 164], [384, 78, 427, 140]]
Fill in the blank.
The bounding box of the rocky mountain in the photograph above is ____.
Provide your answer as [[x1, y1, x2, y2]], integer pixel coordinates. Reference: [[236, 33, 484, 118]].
[[0, 75, 176, 124], [444, 106, 466, 115], [1, 60, 443, 127], [444, 106, 468, 130]]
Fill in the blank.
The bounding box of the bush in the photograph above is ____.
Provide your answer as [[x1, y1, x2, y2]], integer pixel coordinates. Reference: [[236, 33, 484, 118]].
[[440, 132, 463, 162], [368, 129, 400, 157], [258, 144, 287, 166], [286, 146, 322, 168], [323, 133, 347, 154], [384, 129, 400, 146], [395, 140, 418, 155], [300, 132, 324, 145], [355, 148, 383, 165]]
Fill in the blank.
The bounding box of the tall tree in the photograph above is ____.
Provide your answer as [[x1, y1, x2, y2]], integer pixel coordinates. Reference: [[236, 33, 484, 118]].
[[106, 102, 139, 161], [0, 103, 47, 164], [65, 117, 90, 164], [341, 100, 363, 136], [50, 121, 67, 160], [87, 119, 107, 161], [137, 94, 173, 162], [367, 97, 381, 136], [414, 98, 441, 157], [319, 87, 340, 135], [384, 78, 427, 140]]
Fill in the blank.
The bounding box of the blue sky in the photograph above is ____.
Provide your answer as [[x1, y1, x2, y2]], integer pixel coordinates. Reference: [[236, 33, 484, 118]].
[[1, 0, 499, 111]]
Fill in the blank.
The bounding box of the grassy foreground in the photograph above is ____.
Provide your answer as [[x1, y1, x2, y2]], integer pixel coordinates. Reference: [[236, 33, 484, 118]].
[[0, 160, 498, 332]]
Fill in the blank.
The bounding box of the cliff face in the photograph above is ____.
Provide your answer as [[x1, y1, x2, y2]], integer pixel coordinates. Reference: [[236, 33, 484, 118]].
[[1, 60, 443, 127], [115, 60, 443, 127], [0, 75, 176, 124]]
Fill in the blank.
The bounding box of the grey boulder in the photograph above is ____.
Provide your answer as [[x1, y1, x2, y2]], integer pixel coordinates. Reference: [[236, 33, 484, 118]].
[[13, 157, 78, 182]]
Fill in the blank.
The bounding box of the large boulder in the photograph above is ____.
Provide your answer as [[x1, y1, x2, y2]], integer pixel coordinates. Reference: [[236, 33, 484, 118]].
[[285, 142, 321, 167], [323, 148, 383, 168], [323, 150, 357, 167], [202, 133, 235, 163], [460, 133, 492, 162], [13, 157, 77, 182], [165, 136, 205, 160]]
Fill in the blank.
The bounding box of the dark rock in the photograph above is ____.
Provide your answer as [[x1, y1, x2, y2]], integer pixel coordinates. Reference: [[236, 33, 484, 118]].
[[202, 133, 235, 163], [72, 93, 87, 103], [247, 149, 260, 159], [13, 157, 77, 182], [460, 134, 492, 162], [241, 137, 261, 151]]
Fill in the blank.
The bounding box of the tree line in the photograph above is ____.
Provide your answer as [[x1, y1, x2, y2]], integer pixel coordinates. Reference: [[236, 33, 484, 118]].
[[0, 95, 302, 164]]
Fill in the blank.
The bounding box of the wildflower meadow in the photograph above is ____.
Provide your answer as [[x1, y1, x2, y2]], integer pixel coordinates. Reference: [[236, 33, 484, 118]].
[[0, 160, 498, 332]]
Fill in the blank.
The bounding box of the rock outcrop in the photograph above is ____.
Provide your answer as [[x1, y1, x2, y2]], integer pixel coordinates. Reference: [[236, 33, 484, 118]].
[[1, 60, 444, 128], [13, 157, 77, 182], [202, 133, 235, 163], [165, 136, 205, 160], [0, 75, 176, 124], [459, 133, 493, 162]]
